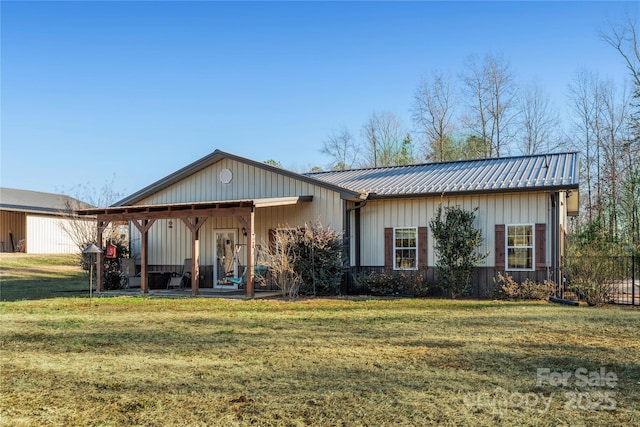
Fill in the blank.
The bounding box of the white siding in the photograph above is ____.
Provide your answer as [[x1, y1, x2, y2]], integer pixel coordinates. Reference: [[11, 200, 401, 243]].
[[358, 192, 549, 268], [26, 215, 91, 254], [130, 159, 344, 266]]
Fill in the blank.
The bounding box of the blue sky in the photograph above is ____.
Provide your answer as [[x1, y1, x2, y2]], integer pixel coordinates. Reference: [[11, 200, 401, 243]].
[[1, 1, 636, 201]]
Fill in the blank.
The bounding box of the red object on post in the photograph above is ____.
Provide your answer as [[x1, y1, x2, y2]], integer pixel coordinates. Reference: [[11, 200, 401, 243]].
[[105, 243, 117, 259]]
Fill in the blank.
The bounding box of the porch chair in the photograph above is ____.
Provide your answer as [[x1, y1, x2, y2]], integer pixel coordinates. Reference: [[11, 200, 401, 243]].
[[167, 258, 192, 289], [119, 258, 140, 289], [227, 267, 247, 287]]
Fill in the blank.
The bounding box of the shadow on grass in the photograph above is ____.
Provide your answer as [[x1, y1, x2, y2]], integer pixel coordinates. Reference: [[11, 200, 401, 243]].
[[0, 277, 89, 302]]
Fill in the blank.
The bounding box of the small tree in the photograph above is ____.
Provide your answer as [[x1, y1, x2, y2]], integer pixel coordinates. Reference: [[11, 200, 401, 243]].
[[429, 205, 487, 297]]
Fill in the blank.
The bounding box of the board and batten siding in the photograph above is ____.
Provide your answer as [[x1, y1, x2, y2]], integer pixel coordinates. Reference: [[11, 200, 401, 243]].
[[26, 215, 90, 254], [356, 192, 550, 268], [129, 158, 344, 266]]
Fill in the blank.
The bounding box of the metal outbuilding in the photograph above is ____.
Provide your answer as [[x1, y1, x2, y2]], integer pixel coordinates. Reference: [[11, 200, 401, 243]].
[[0, 187, 94, 254]]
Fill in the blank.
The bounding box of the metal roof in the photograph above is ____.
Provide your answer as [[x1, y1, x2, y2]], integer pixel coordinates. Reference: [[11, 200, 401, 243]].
[[0, 187, 94, 215], [305, 152, 580, 198]]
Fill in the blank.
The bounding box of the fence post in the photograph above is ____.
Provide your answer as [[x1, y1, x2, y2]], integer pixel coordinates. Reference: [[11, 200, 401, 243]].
[[633, 255, 637, 306]]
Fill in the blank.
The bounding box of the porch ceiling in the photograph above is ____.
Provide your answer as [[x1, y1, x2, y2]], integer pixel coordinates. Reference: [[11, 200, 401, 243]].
[[76, 196, 313, 221]]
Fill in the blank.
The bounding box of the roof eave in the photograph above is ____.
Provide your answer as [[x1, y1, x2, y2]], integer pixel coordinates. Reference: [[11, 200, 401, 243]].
[[366, 184, 580, 200]]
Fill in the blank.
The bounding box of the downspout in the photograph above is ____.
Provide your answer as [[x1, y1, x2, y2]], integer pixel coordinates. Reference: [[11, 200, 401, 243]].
[[346, 196, 369, 269], [550, 191, 560, 288], [342, 193, 371, 295]]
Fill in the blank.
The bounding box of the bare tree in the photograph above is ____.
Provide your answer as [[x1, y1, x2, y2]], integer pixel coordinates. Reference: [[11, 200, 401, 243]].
[[412, 70, 457, 161], [485, 53, 517, 157], [568, 69, 598, 222], [58, 177, 126, 252], [600, 78, 631, 241], [321, 127, 358, 170], [517, 80, 560, 155], [461, 54, 492, 157], [602, 16, 640, 87], [360, 112, 410, 167], [461, 53, 517, 157], [597, 17, 640, 249]]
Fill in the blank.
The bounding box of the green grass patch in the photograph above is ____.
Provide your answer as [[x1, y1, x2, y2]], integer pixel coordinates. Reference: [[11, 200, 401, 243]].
[[1, 297, 638, 426], [0, 253, 88, 301]]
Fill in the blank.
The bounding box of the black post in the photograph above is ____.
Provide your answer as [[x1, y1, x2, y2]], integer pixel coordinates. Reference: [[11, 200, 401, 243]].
[[633, 255, 636, 306]]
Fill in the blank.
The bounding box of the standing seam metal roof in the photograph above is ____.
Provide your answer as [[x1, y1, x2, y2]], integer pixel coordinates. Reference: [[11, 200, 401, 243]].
[[304, 152, 580, 197], [0, 187, 94, 215]]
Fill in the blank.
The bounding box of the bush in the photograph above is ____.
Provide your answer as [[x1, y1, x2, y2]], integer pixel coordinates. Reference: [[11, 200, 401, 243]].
[[563, 257, 615, 306], [102, 241, 130, 290], [429, 205, 487, 298], [492, 272, 554, 301], [290, 223, 344, 295], [353, 269, 429, 297], [259, 222, 344, 297]]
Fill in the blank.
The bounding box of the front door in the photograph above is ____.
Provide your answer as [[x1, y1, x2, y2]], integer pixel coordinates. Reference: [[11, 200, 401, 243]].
[[213, 229, 238, 289]]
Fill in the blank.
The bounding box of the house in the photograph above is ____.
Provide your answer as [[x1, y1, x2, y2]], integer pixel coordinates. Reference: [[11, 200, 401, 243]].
[[77, 150, 579, 297], [0, 187, 94, 254]]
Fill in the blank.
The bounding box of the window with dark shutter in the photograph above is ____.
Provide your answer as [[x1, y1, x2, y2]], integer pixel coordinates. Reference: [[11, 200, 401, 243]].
[[535, 223, 546, 271], [384, 227, 424, 270], [384, 228, 393, 269], [495, 224, 505, 270], [418, 226, 428, 269]]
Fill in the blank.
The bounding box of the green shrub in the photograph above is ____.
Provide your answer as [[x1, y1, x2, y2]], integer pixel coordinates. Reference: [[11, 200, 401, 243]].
[[354, 269, 429, 297], [492, 272, 554, 301], [429, 205, 487, 298], [258, 222, 344, 297], [290, 223, 344, 295], [103, 241, 130, 290], [563, 257, 615, 306]]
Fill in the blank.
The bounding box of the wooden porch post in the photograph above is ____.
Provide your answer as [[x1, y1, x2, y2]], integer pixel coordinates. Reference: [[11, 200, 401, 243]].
[[132, 219, 155, 294], [182, 217, 207, 296], [236, 210, 255, 298], [247, 210, 255, 298], [192, 230, 200, 296]]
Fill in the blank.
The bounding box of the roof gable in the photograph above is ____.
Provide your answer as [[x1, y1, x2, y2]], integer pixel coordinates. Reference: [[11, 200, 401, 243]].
[[114, 149, 361, 206], [305, 152, 580, 197]]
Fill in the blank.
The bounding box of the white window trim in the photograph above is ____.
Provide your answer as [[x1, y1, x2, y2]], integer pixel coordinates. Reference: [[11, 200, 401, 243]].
[[393, 226, 418, 271], [505, 223, 535, 271]]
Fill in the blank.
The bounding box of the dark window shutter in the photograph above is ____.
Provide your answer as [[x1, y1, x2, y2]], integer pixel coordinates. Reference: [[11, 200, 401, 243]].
[[269, 229, 277, 254], [495, 224, 505, 270], [384, 228, 393, 269], [535, 223, 546, 271], [418, 227, 428, 269]]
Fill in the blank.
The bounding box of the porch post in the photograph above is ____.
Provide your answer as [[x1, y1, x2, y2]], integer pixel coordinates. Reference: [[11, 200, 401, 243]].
[[132, 219, 156, 294], [182, 217, 207, 296], [246, 209, 255, 298], [192, 228, 200, 296], [141, 228, 149, 293]]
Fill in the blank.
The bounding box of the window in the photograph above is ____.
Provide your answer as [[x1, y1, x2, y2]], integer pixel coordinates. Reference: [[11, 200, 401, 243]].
[[506, 224, 534, 270], [394, 227, 417, 270]]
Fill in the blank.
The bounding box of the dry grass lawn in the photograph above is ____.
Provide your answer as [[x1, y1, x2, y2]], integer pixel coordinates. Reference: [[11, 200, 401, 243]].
[[1, 254, 639, 426], [1, 297, 639, 426]]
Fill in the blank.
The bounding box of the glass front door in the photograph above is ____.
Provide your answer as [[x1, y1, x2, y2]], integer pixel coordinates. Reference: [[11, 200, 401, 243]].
[[214, 229, 238, 288]]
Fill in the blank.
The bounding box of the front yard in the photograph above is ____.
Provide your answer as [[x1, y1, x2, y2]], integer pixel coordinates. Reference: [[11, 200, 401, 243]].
[[1, 295, 638, 426]]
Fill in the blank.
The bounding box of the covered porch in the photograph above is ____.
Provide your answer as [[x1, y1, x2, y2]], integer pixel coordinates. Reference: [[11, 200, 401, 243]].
[[78, 196, 312, 297]]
